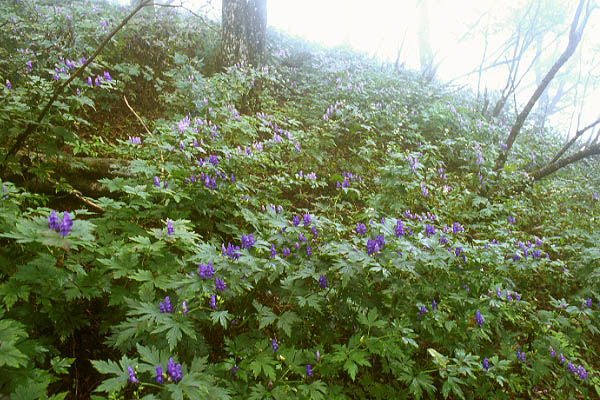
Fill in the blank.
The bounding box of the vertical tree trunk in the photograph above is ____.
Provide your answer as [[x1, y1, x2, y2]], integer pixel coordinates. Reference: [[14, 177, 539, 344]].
[[221, 0, 266, 68]]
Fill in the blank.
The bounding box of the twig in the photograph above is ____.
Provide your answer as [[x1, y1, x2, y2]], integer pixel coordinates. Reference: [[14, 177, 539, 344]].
[[123, 95, 165, 168]]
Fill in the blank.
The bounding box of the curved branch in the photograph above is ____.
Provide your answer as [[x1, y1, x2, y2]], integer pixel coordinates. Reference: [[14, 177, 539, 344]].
[[1, 0, 153, 171], [532, 143, 600, 180]]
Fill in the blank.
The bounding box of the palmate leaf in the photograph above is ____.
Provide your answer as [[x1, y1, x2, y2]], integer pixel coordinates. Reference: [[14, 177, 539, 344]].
[[0, 318, 29, 368], [91, 355, 137, 394], [299, 380, 328, 400]]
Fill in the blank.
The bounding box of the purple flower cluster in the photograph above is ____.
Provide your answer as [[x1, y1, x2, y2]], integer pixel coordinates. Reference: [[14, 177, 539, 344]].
[[424, 224, 435, 237], [303, 214, 312, 226], [306, 364, 313, 379], [241, 233, 255, 249], [581, 298, 593, 309], [166, 220, 174, 236], [322, 101, 340, 120], [48, 210, 73, 237], [516, 349, 525, 362], [272, 339, 278, 353], [394, 219, 405, 237], [356, 223, 366, 236], [475, 310, 484, 327], [198, 262, 214, 279], [222, 242, 241, 260], [215, 277, 226, 292], [155, 357, 182, 384], [153, 176, 168, 189], [482, 358, 489, 370], [86, 71, 111, 87], [318, 274, 327, 289], [366, 234, 385, 256], [128, 136, 141, 144], [159, 296, 173, 313], [209, 294, 217, 310], [336, 171, 362, 189]]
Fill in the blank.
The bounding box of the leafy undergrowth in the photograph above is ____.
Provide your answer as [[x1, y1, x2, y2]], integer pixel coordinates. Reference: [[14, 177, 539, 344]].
[[1, 1, 599, 399]]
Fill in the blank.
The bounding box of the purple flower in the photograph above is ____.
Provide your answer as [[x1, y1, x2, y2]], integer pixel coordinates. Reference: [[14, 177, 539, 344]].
[[424, 224, 435, 237], [298, 232, 306, 242], [306, 364, 312, 379], [451, 222, 463, 234], [221, 243, 241, 260], [356, 223, 367, 236], [87, 76, 93, 87], [577, 365, 587, 380], [167, 357, 182, 382], [422, 186, 428, 197], [232, 365, 239, 379], [26, 60, 32, 73], [549, 346, 555, 357], [306, 246, 312, 257], [155, 365, 164, 384], [103, 71, 111, 81], [366, 238, 379, 256], [586, 298, 592, 308], [167, 220, 174, 236], [567, 361, 576, 373], [182, 301, 188, 315], [507, 215, 516, 224], [482, 358, 489, 370], [154, 176, 160, 187], [48, 210, 59, 231], [419, 305, 427, 316], [58, 212, 73, 237], [282, 247, 291, 257], [159, 296, 173, 313], [432, 299, 437, 311], [241, 233, 255, 249], [311, 226, 318, 237], [198, 262, 215, 279], [128, 366, 139, 383], [272, 339, 278, 353], [270, 243, 277, 258], [475, 310, 484, 327], [5, 80, 11, 89], [516, 350, 525, 362], [209, 294, 217, 310], [315, 350, 321, 362], [303, 214, 312, 226], [293, 215, 300, 226], [559, 353, 566, 364], [394, 220, 405, 237], [319, 274, 327, 289], [215, 277, 227, 292]]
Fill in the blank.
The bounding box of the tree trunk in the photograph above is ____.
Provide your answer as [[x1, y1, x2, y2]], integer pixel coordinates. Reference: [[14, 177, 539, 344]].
[[221, 0, 267, 68]]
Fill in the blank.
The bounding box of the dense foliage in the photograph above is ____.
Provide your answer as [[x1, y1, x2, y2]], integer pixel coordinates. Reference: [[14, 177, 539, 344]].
[[1, 1, 599, 399]]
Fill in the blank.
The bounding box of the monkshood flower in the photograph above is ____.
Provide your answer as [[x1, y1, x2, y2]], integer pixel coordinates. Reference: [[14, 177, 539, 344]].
[[87, 76, 93, 87], [128, 136, 141, 144], [293, 215, 300, 226], [298, 232, 306, 242], [198, 262, 215, 279], [215, 277, 226, 292], [593, 192, 598, 201], [159, 296, 173, 313], [282, 247, 291, 257], [424, 224, 435, 237], [48, 210, 59, 231], [167, 357, 183, 382], [103, 71, 111, 81], [154, 176, 160, 187], [356, 223, 366, 236], [6, 80, 12, 89], [516, 350, 525, 362], [375, 234, 385, 249], [306, 364, 313, 379], [241, 233, 255, 249], [167, 220, 174, 236], [209, 294, 217, 310], [559, 353, 566, 364], [232, 365, 239, 379], [451, 222, 464, 234], [422, 186, 428, 197], [319, 274, 327, 289], [303, 214, 312, 226], [270, 244, 277, 258], [272, 339, 278, 352], [440, 236, 448, 245], [432, 299, 437, 311], [507, 215, 516, 224], [128, 366, 139, 383], [181, 301, 188, 315], [311, 226, 318, 237], [26, 60, 32, 73], [58, 212, 73, 237], [419, 305, 427, 316], [395, 220, 405, 237], [155, 365, 164, 384], [549, 346, 555, 357], [316, 350, 321, 362], [475, 310, 484, 327], [576, 365, 587, 380], [366, 238, 379, 256], [566, 361, 576, 373], [306, 246, 312, 257], [482, 358, 489, 370]]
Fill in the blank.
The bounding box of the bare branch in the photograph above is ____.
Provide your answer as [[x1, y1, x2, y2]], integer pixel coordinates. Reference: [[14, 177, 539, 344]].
[[494, 0, 593, 172], [532, 143, 600, 180], [548, 116, 600, 165]]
